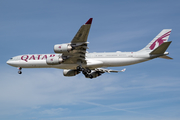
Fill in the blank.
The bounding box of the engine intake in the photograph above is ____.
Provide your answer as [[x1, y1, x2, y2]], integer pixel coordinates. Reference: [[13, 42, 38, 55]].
[[46, 56, 63, 65], [54, 43, 73, 53]]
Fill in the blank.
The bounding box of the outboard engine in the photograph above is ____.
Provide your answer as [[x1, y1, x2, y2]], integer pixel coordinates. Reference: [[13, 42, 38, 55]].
[[54, 43, 73, 53]]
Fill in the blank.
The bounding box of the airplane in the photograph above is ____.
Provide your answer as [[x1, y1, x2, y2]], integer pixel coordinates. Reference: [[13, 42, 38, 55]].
[[6, 18, 172, 79]]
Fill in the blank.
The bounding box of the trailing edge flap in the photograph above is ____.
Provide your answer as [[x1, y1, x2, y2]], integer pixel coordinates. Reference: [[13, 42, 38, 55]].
[[150, 41, 172, 55]]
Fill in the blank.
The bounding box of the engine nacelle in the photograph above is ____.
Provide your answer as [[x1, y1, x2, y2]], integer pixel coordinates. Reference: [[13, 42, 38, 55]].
[[54, 43, 73, 53], [63, 69, 80, 77], [46, 57, 63, 65], [88, 71, 102, 78]]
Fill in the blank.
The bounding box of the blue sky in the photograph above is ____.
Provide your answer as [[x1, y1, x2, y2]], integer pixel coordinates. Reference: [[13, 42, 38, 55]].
[[0, 0, 180, 120]]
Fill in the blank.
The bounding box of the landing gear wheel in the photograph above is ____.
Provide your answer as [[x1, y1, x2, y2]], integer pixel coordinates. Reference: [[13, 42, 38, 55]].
[[81, 68, 85, 72], [18, 71, 22, 74], [82, 69, 86, 74], [82, 70, 88, 76], [76, 66, 82, 71], [89, 74, 93, 79], [86, 69, 91, 73], [85, 74, 89, 78]]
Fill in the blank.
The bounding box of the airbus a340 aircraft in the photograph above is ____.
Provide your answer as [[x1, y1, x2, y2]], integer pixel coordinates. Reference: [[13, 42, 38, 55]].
[[7, 18, 172, 79]]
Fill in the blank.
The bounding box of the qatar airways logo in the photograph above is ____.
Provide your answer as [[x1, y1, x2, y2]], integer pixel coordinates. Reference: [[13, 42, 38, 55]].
[[21, 54, 55, 62], [149, 31, 171, 50]]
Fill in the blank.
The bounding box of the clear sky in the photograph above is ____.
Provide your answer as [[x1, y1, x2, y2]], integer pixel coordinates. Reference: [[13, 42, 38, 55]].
[[0, 0, 180, 120]]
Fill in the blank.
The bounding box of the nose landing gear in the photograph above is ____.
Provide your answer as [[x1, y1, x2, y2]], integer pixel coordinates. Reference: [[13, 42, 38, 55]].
[[18, 67, 22, 74]]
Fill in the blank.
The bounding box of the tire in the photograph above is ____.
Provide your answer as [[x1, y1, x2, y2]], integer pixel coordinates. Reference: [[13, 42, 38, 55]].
[[82, 70, 87, 75], [87, 69, 91, 73], [89, 74, 93, 79], [18, 71, 22, 74], [76, 66, 82, 71], [81, 68, 85, 71]]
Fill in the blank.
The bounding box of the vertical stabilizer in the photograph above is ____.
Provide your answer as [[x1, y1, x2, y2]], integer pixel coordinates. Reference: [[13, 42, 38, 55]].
[[139, 29, 172, 52]]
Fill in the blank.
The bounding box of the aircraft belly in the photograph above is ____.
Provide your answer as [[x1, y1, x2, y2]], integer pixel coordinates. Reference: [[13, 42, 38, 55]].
[[53, 64, 78, 69]]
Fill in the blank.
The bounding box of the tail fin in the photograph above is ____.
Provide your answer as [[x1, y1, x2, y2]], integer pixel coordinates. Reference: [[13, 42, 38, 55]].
[[140, 29, 172, 52]]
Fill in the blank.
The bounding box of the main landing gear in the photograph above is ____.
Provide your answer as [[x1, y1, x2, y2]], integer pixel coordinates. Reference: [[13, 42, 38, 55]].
[[18, 67, 22, 74], [76, 66, 93, 79]]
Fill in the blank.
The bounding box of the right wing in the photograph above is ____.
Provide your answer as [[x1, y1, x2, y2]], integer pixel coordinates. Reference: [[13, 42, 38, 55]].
[[62, 18, 93, 64], [71, 18, 92, 43]]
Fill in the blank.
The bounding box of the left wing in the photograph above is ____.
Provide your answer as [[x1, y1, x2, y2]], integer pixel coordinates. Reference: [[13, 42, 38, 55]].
[[63, 18, 93, 64], [84, 68, 126, 78], [95, 68, 126, 73]]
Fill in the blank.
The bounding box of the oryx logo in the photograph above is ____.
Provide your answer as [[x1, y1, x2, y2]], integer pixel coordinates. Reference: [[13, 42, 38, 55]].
[[149, 31, 171, 50]]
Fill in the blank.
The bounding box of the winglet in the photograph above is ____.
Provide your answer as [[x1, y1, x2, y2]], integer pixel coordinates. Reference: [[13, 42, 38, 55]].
[[85, 18, 93, 24]]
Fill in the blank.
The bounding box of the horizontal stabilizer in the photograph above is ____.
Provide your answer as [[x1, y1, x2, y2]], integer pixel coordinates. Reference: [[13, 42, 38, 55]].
[[150, 41, 172, 55], [159, 55, 173, 59]]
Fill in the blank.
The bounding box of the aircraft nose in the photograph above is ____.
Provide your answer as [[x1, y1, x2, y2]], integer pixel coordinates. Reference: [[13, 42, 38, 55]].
[[6, 59, 18, 67], [6, 59, 14, 66], [6, 60, 11, 65]]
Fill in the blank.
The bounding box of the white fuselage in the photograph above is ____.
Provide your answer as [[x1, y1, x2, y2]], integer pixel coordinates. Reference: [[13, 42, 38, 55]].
[[6, 51, 151, 70]]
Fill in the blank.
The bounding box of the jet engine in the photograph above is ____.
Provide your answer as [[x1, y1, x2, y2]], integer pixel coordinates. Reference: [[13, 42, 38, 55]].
[[90, 71, 102, 78], [85, 71, 102, 79], [54, 43, 73, 53], [46, 57, 63, 65], [63, 69, 80, 76]]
